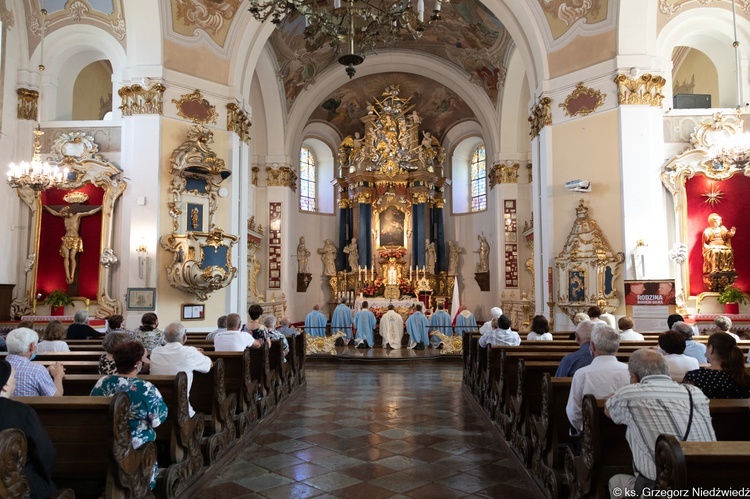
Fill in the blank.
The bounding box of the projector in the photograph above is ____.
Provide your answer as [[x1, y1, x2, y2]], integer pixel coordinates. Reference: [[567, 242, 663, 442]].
[[565, 180, 591, 193]]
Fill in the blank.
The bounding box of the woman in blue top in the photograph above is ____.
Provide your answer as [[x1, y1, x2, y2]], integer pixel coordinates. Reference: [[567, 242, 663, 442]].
[[91, 341, 168, 489]]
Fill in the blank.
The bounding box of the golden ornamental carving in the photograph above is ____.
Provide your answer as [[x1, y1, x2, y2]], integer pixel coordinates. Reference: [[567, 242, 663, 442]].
[[174, 0, 241, 35], [63, 191, 89, 204], [118, 83, 166, 116], [17, 88, 38, 120], [247, 216, 264, 236], [251, 166, 259, 186], [411, 192, 430, 204], [489, 162, 519, 187], [554, 200, 624, 320], [434, 197, 445, 209], [526, 163, 533, 183], [266, 166, 298, 192], [51, 131, 103, 162], [172, 90, 218, 124], [559, 82, 605, 117], [337, 85, 446, 178], [528, 97, 552, 138], [227, 103, 251, 144], [354, 192, 371, 203], [614, 73, 666, 107], [338, 197, 351, 208]]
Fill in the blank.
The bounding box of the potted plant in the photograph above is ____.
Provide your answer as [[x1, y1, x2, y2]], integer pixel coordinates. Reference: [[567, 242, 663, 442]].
[[717, 285, 747, 314], [44, 290, 73, 316]]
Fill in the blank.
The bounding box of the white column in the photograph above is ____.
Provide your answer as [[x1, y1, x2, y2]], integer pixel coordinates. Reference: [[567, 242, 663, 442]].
[[225, 133, 249, 316], [532, 128, 555, 318]]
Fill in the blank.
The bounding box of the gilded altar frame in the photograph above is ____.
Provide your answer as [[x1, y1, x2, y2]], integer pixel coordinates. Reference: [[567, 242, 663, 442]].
[[11, 132, 126, 318], [661, 111, 747, 301]]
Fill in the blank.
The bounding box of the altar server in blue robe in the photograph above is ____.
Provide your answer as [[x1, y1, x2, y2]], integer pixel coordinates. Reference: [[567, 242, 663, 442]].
[[428, 302, 453, 348], [406, 304, 429, 350], [304, 305, 328, 338], [331, 298, 354, 344], [454, 306, 478, 335], [353, 301, 377, 348]]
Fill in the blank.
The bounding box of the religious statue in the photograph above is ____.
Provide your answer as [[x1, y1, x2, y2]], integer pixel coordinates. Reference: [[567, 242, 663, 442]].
[[296, 236, 311, 274], [190, 207, 200, 230], [425, 240, 437, 274], [318, 239, 338, 276], [448, 240, 464, 276], [703, 213, 736, 274], [44, 204, 103, 284], [343, 237, 359, 271], [475, 232, 490, 273]]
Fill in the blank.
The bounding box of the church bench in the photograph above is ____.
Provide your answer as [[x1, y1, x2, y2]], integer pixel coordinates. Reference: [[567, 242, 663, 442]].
[[60, 373, 204, 499], [13, 393, 156, 498], [529, 375, 574, 499], [654, 435, 750, 489], [565, 396, 750, 499], [33, 351, 105, 361], [249, 343, 277, 417], [191, 358, 238, 465], [37, 360, 100, 374], [203, 351, 261, 436], [268, 339, 292, 403]]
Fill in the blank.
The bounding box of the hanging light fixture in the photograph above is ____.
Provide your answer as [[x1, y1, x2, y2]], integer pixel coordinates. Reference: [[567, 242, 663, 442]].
[[7, 4, 68, 193], [248, 0, 445, 78]]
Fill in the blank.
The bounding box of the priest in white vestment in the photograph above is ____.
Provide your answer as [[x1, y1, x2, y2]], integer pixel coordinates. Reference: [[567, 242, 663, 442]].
[[379, 304, 404, 349]]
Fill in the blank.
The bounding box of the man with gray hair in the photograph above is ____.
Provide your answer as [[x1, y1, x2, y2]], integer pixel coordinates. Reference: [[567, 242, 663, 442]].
[[566, 324, 629, 432], [714, 315, 741, 342], [672, 321, 706, 363], [66, 309, 103, 339], [150, 321, 212, 416], [5, 328, 65, 396], [277, 317, 297, 337], [555, 320, 596, 377], [205, 315, 227, 341], [607, 349, 715, 498]]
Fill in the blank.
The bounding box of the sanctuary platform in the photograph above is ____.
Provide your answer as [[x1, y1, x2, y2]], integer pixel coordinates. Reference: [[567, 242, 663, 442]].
[[307, 345, 460, 363]]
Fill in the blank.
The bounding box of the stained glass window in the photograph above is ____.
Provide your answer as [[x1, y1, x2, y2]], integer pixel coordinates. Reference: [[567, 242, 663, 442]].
[[300, 147, 316, 211], [471, 145, 486, 212]]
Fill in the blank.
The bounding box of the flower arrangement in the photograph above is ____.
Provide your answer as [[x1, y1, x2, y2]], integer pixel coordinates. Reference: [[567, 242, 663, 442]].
[[398, 278, 414, 297], [362, 277, 384, 297], [378, 248, 407, 261]]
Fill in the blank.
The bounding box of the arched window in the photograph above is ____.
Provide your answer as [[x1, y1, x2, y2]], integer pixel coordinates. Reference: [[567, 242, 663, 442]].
[[300, 146, 316, 211], [470, 145, 486, 212]]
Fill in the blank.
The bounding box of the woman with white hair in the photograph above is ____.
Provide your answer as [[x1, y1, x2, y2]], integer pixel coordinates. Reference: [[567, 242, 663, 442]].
[[262, 314, 289, 358], [5, 328, 65, 396], [714, 316, 741, 342], [65, 309, 103, 340]]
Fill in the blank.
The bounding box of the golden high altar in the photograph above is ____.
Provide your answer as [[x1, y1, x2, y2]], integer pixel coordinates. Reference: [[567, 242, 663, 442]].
[[326, 85, 455, 308]]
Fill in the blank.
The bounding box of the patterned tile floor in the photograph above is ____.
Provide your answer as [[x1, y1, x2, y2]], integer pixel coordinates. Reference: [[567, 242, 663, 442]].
[[200, 364, 541, 498]]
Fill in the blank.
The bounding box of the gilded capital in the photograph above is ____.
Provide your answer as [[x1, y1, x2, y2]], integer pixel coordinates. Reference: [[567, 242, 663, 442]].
[[227, 103, 252, 144], [118, 83, 166, 116], [528, 97, 552, 138], [488, 162, 519, 188], [266, 166, 298, 192], [251, 166, 259, 186], [614, 73, 666, 107], [17, 88, 39, 121]]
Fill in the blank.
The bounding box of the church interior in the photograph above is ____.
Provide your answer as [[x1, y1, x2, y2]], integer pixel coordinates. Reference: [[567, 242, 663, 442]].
[[1, 0, 750, 497]]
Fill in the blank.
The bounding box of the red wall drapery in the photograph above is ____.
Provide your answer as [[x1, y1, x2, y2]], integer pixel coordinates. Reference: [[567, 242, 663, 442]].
[[37, 185, 104, 299], [686, 174, 750, 295]]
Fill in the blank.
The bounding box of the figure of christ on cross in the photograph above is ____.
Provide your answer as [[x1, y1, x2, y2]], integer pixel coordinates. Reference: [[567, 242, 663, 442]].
[[44, 204, 103, 284]]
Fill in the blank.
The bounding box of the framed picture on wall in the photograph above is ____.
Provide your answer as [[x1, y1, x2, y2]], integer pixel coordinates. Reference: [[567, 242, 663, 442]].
[[182, 304, 205, 320], [127, 288, 156, 311]]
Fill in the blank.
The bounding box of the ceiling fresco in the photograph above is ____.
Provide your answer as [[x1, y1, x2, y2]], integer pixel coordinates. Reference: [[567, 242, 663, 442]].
[[308, 73, 476, 142], [269, 0, 513, 112], [170, 0, 241, 48], [538, 0, 608, 40]]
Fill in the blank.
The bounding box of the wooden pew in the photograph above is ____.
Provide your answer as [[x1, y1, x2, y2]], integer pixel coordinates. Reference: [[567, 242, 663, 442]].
[[204, 351, 260, 436], [249, 343, 276, 417], [15, 393, 156, 498], [0, 428, 30, 498], [654, 435, 750, 489], [191, 359, 237, 465]]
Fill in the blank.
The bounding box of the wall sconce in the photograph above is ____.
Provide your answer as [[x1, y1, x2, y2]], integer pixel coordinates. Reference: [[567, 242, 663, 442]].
[[632, 239, 648, 279], [136, 244, 151, 286]]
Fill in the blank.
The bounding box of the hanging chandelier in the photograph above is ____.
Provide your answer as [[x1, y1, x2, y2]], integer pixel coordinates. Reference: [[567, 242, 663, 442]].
[[247, 0, 445, 78], [7, 4, 68, 193]]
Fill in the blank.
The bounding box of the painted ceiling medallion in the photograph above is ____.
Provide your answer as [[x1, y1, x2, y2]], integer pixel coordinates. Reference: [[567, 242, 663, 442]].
[[559, 82, 605, 117], [172, 90, 218, 124], [702, 184, 724, 207]]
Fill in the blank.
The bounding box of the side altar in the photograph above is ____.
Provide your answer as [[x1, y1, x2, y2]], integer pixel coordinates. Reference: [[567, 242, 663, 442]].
[[319, 85, 458, 311]]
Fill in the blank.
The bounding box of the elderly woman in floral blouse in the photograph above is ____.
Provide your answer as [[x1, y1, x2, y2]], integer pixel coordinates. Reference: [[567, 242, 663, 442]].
[[91, 341, 167, 489], [133, 312, 165, 353]]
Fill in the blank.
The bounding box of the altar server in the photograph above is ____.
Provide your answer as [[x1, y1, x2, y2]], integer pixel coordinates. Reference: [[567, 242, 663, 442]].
[[354, 301, 377, 348], [406, 304, 429, 350], [428, 302, 453, 348], [454, 306, 478, 335], [331, 298, 354, 345], [304, 305, 328, 338], [380, 304, 404, 349]]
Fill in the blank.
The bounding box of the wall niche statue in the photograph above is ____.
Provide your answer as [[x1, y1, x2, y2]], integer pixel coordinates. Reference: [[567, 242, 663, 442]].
[[160, 126, 238, 301]]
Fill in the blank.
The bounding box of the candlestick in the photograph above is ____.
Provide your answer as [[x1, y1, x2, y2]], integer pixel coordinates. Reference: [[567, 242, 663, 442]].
[[409, 266, 412, 280]]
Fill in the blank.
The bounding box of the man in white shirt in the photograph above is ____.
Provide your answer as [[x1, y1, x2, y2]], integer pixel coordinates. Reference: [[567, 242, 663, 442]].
[[566, 324, 629, 432], [617, 317, 644, 341], [214, 313, 262, 352], [478, 314, 520, 347], [479, 306, 503, 335], [379, 304, 404, 349], [658, 331, 699, 381], [150, 321, 213, 416]]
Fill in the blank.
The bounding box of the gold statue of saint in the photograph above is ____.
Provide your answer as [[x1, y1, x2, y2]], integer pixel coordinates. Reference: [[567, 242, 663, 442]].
[[191, 207, 200, 230], [703, 213, 736, 274]]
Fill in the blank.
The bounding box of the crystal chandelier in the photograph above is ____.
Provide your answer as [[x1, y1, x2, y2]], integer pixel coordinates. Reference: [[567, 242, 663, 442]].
[[7, 4, 67, 193], [248, 0, 445, 78]]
